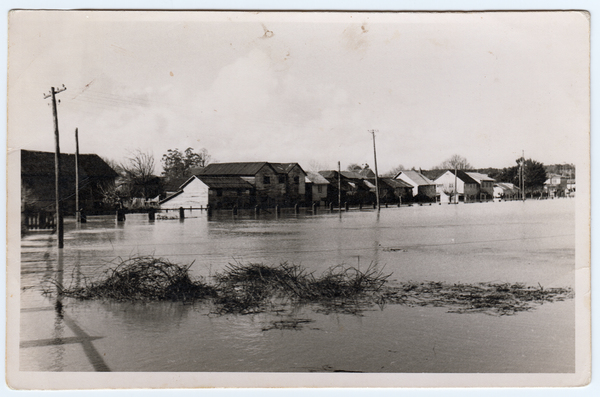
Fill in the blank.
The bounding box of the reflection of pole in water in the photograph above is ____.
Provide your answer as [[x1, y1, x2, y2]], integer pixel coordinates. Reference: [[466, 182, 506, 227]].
[[74, 250, 82, 289], [52, 248, 65, 370]]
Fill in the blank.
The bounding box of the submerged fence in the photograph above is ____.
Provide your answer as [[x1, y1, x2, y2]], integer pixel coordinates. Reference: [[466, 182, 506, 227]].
[[22, 211, 56, 230]]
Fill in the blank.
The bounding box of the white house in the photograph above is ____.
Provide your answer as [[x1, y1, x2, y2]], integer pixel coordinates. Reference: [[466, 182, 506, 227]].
[[394, 170, 436, 201], [432, 170, 480, 203], [493, 182, 519, 199], [159, 175, 255, 210], [159, 176, 209, 210]]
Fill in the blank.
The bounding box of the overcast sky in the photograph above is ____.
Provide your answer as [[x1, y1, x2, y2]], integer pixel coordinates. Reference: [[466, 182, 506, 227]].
[[7, 11, 589, 174]]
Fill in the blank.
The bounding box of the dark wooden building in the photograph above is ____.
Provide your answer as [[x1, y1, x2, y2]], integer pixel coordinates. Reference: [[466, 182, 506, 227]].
[[21, 149, 118, 214], [196, 162, 307, 208]]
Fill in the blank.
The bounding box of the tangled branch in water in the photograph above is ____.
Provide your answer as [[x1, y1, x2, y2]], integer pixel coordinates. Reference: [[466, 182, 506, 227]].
[[54, 256, 573, 317]]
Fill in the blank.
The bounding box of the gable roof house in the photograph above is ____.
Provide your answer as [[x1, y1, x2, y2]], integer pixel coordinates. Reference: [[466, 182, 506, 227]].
[[177, 162, 307, 208], [394, 170, 436, 202], [544, 173, 568, 198], [305, 172, 330, 205], [494, 182, 520, 200], [379, 178, 413, 204], [159, 175, 255, 210], [319, 170, 379, 206], [466, 172, 495, 201], [429, 170, 480, 203], [21, 149, 118, 214]]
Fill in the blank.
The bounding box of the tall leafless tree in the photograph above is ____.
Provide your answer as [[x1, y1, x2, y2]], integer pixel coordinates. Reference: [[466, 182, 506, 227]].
[[433, 154, 472, 170], [120, 150, 157, 199]]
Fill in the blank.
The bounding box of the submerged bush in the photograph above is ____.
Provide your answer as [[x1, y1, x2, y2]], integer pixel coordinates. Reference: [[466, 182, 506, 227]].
[[55, 256, 573, 317], [57, 256, 215, 302]]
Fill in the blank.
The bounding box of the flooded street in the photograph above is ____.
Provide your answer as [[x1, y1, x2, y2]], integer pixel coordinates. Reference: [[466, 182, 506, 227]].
[[20, 198, 576, 373]]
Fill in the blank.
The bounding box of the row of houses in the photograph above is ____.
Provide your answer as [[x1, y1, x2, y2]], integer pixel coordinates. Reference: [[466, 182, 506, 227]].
[[159, 162, 517, 210], [21, 149, 571, 215]]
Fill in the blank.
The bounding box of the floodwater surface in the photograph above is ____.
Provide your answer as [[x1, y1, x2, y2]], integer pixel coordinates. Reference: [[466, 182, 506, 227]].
[[20, 199, 576, 372]]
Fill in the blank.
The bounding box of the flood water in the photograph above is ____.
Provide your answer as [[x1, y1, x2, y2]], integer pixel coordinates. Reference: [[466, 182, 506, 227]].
[[20, 198, 576, 373]]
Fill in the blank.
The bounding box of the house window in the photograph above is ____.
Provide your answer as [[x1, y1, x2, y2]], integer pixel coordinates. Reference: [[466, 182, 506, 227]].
[[317, 185, 323, 193], [278, 175, 286, 184], [263, 176, 270, 184], [216, 189, 223, 197], [294, 176, 300, 184]]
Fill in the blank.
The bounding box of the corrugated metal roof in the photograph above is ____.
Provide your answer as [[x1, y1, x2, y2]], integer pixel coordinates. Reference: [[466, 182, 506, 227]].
[[270, 163, 296, 174], [318, 170, 339, 179], [21, 149, 118, 179], [305, 172, 330, 184], [466, 172, 495, 183], [398, 170, 434, 186], [450, 170, 479, 184], [196, 176, 254, 189], [341, 171, 366, 179], [199, 162, 269, 176], [380, 178, 413, 189], [420, 170, 446, 181]]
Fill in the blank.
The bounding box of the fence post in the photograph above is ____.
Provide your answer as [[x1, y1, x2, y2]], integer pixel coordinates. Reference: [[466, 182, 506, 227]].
[[179, 207, 185, 219]]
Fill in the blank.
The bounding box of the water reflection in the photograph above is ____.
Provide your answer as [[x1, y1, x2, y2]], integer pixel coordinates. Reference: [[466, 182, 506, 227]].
[[51, 249, 65, 371]]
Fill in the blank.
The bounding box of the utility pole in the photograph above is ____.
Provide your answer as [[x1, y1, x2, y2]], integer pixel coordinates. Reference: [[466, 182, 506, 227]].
[[369, 129, 380, 211], [454, 165, 458, 204], [44, 85, 67, 248], [75, 128, 80, 222], [338, 161, 342, 211], [522, 150, 525, 201]]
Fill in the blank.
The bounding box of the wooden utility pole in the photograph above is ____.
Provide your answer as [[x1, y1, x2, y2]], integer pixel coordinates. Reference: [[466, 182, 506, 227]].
[[75, 128, 80, 222], [44, 85, 67, 248], [454, 165, 458, 204], [369, 129, 380, 211], [338, 161, 342, 211], [521, 150, 525, 201]]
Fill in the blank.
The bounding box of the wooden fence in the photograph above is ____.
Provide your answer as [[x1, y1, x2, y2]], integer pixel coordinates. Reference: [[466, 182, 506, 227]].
[[22, 211, 56, 230]]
